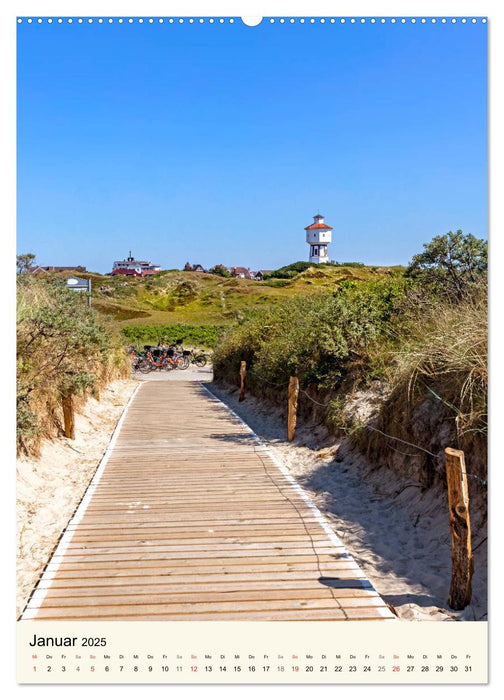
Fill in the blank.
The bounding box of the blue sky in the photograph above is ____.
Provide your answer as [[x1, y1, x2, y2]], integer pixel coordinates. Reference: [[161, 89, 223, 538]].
[[17, 18, 487, 273]]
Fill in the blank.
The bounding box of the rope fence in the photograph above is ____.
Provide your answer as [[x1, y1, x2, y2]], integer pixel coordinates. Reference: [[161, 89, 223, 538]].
[[239, 361, 487, 486]]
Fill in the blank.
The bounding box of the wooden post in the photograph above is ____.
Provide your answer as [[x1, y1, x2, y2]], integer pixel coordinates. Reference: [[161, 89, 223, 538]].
[[62, 395, 75, 439], [287, 376, 299, 441], [239, 361, 246, 402], [445, 447, 473, 610]]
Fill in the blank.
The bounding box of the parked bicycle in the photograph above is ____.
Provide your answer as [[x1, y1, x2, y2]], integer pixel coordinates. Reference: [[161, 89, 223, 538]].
[[135, 346, 191, 373], [189, 349, 211, 367]]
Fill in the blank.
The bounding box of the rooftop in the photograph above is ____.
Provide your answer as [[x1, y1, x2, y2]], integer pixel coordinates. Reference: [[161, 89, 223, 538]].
[[305, 222, 333, 230]]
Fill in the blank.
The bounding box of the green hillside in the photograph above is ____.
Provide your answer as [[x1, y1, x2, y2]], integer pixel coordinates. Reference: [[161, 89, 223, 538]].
[[85, 263, 405, 332]]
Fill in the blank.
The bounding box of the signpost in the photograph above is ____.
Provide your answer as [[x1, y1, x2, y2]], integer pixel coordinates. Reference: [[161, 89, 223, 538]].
[[66, 276, 92, 307]]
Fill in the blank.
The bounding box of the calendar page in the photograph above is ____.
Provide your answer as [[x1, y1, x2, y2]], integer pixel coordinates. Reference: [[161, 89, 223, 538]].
[[14, 0, 489, 687]]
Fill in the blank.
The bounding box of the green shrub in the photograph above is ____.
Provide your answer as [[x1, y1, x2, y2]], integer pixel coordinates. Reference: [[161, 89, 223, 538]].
[[213, 277, 408, 390], [121, 324, 224, 348], [17, 274, 121, 454]]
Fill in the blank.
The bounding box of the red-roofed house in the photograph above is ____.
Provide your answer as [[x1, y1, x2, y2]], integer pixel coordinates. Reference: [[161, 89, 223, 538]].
[[230, 266, 252, 279]]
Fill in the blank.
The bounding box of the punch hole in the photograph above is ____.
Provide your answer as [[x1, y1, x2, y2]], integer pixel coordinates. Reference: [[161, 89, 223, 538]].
[[241, 17, 263, 26]]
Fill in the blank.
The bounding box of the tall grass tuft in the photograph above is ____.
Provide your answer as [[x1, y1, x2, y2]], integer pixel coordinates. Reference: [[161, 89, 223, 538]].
[[391, 290, 487, 439]]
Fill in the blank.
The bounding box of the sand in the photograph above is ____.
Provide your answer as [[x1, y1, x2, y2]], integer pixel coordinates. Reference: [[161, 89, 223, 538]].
[[16, 378, 139, 618]]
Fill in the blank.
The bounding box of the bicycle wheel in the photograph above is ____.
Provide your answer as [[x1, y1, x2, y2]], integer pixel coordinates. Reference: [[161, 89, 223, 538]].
[[178, 356, 190, 370], [138, 359, 153, 373], [194, 355, 207, 367]]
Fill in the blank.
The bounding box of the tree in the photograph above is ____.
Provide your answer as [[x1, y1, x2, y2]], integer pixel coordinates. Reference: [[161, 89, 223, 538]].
[[183, 262, 192, 271], [209, 264, 230, 278], [406, 230, 487, 300], [17, 253, 36, 274]]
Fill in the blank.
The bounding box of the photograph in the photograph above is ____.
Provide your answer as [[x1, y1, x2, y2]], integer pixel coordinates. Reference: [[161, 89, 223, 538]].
[[15, 9, 488, 683]]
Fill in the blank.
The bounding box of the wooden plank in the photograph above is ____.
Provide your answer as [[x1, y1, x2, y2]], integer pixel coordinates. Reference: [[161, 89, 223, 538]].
[[47, 561, 364, 580], [32, 597, 389, 618], [41, 582, 378, 599], [42, 571, 372, 589], [31, 590, 387, 609]]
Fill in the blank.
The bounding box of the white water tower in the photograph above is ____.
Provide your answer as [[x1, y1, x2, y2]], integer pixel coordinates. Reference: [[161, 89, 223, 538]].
[[304, 214, 333, 263]]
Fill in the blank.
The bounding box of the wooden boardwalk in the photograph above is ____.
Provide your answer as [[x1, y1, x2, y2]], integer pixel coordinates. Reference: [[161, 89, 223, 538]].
[[21, 380, 394, 621]]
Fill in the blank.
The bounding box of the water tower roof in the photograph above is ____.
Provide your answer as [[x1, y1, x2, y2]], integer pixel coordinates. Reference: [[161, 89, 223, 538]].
[[305, 222, 333, 230]]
